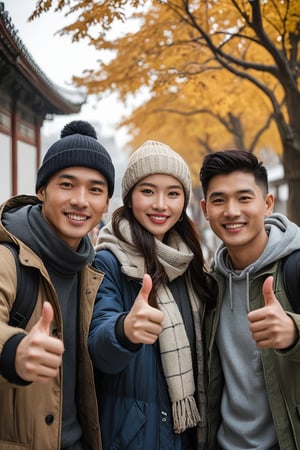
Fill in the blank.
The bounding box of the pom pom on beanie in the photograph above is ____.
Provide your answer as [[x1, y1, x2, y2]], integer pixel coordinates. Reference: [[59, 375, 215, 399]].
[[122, 140, 192, 206], [35, 120, 115, 197]]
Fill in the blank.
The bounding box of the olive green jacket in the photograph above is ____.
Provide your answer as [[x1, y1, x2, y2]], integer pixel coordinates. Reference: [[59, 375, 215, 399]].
[[205, 259, 300, 450]]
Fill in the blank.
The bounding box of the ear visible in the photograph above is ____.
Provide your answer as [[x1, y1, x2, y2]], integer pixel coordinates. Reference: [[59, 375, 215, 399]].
[[265, 193, 274, 216], [37, 187, 46, 202], [200, 199, 208, 220]]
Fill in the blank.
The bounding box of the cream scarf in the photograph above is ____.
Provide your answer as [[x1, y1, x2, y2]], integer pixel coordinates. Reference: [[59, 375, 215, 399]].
[[96, 219, 203, 434]]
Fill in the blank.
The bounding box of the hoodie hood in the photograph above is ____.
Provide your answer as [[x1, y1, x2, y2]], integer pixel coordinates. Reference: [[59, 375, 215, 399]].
[[214, 212, 300, 278], [213, 212, 300, 312]]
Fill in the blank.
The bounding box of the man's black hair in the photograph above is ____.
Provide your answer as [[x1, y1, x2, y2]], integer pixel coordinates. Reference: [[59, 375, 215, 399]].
[[199, 149, 269, 198]]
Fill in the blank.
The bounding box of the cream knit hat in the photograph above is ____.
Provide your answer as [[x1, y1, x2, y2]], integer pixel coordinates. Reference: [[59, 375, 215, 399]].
[[122, 140, 192, 205]]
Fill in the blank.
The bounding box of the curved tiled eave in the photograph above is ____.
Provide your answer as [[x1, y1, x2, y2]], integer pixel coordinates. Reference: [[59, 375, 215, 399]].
[[0, 4, 86, 116]]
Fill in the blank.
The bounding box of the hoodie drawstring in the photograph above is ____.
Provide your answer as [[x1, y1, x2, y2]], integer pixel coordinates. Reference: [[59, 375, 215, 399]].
[[229, 273, 233, 311], [246, 271, 250, 313]]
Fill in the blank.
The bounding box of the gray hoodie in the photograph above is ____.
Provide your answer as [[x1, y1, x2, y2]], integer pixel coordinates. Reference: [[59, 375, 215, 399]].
[[213, 213, 300, 450]]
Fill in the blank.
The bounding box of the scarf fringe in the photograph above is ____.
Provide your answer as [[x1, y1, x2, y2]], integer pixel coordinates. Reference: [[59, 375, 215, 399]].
[[172, 396, 201, 434]]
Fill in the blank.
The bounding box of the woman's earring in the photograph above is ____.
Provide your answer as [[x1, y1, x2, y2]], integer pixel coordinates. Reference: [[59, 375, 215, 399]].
[[178, 214, 183, 222]]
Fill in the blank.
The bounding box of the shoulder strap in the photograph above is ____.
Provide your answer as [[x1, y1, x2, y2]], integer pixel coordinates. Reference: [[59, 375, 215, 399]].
[[282, 249, 300, 314], [2, 243, 39, 328]]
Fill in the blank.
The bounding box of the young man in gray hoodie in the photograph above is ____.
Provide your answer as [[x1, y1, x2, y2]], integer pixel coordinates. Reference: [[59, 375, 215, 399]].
[[199, 150, 300, 450]]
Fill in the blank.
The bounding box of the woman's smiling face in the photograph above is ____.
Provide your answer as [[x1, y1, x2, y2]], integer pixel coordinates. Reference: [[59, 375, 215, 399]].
[[131, 173, 185, 241]]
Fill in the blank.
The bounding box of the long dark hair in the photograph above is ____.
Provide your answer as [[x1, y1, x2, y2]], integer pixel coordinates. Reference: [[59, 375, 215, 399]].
[[112, 191, 216, 309]]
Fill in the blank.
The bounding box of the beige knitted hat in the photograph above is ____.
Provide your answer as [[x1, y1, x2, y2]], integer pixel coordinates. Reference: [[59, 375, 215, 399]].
[[122, 140, 192, 205]]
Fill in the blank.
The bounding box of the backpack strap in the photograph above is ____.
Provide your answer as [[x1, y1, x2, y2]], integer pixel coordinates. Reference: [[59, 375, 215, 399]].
[[282, 249, 300, 314], [1, 243, 39, 328]]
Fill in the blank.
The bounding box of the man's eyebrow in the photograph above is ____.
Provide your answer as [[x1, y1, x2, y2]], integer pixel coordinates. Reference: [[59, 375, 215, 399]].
[[89, 179, 107, 186], [208, 188, 256, 198], [57, 173, 107, 185], [208, 191, 224, 198]]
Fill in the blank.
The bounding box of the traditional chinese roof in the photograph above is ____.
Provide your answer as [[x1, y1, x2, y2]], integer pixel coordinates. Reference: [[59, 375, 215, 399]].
[[0, 2, 86, 116]]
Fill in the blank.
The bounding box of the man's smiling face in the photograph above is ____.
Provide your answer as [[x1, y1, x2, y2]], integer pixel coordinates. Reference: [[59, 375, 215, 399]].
[[37, 166, 109, 249], [201, 170, 274, 268]]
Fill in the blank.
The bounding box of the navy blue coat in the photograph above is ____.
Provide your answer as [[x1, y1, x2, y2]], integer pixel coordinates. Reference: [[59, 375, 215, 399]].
[[89, 250, 192, 450]]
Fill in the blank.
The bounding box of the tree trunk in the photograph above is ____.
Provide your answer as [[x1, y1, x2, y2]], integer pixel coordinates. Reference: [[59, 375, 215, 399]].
[[286, 178, 300, 225], [282, 144, 300, 226]]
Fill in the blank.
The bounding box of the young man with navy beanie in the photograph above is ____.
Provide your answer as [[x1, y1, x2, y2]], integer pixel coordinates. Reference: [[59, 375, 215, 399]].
[[0, 120, 115, 450]]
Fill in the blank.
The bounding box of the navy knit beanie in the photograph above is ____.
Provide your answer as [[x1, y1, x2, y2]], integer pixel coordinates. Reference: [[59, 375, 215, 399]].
[[35, 120, 115, 197]]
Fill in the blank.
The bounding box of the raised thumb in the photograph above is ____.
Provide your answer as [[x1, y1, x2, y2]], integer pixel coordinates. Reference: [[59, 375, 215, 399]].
[[262, 276, 276, 306], [138, 274, 153, 304], [37, 301, 54, 335]]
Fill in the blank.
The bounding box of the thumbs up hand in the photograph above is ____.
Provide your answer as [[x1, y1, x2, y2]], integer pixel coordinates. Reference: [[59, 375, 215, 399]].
[[124, 274, 164, 345], [248, 276, 298, 349], [15, 302, 64, 383]]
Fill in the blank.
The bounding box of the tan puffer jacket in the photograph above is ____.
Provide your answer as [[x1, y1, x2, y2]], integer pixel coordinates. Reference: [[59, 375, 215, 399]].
[[0, 195, 103, 450]]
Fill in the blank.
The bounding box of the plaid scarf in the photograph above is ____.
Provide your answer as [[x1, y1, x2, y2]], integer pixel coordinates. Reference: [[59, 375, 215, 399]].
[[96, 219, 207, 444], [157, 282, 201, 432]]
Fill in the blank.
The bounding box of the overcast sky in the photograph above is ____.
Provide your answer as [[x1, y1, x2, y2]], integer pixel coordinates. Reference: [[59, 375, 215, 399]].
[[4, 0, 130, 144]]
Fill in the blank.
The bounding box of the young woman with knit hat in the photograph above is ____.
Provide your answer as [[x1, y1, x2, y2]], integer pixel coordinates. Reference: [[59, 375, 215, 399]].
[[88, 140, 216, 449]]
